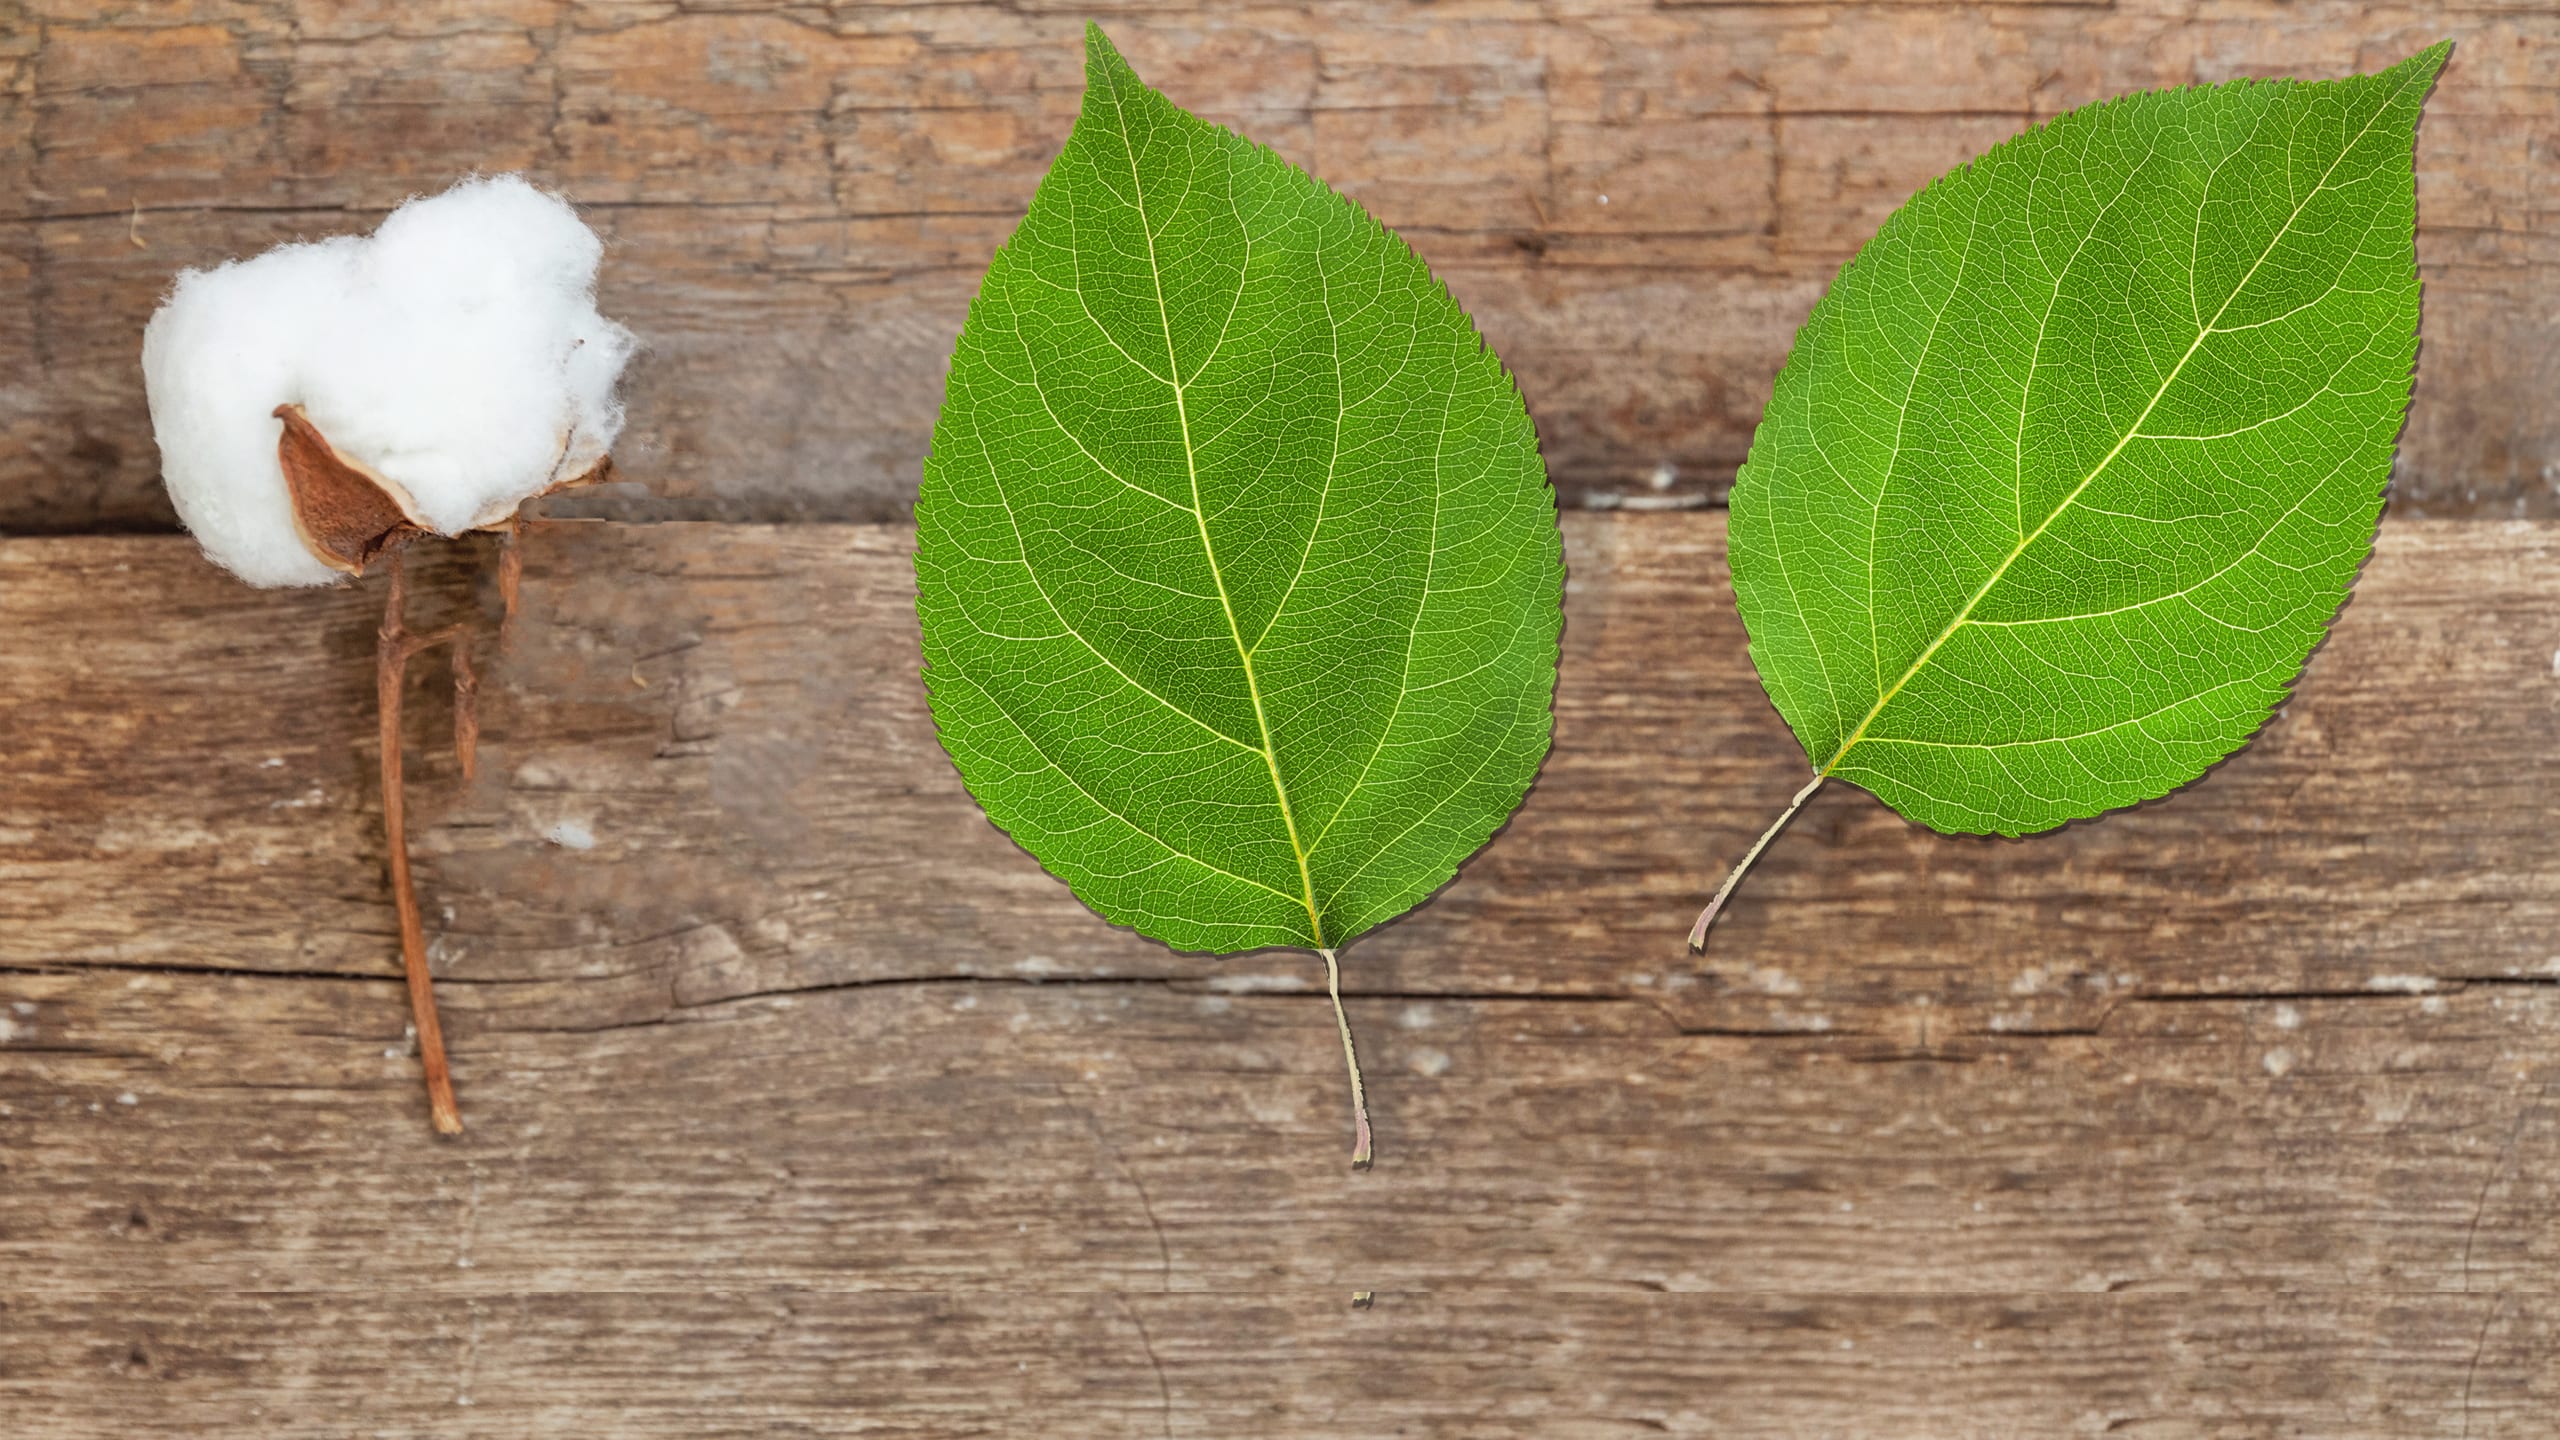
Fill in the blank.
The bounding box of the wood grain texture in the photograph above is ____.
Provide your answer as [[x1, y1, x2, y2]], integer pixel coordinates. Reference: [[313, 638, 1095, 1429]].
[[3, 0, 2552, 532], [4, 513, 2559, 1436]]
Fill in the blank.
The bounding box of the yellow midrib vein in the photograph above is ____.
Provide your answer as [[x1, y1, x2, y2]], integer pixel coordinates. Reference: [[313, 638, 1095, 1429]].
[[1816, 81, 2407, 782], [1108, 77, 1328, 948]]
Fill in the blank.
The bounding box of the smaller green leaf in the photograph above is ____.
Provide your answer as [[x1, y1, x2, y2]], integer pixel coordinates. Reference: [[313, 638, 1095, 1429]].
[[1696, 43, 2449, 948], [915, 26, 1563, 1161]]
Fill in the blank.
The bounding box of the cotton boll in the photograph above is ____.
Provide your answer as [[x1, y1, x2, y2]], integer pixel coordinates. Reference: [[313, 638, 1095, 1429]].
[[143, 175, 634, 587], [305, 177, 632, 534]]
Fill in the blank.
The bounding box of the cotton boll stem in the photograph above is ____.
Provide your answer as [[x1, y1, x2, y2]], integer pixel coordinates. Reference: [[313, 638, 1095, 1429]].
[[1687, 773, 1826, 952], [377, 549, 475, 1136], [1318, 947, 1373, 1170], [496, 525, 524, 648]]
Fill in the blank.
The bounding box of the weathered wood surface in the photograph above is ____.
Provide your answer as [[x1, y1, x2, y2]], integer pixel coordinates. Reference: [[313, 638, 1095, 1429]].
[[5, 513, 2560, 1436], [3, 0, 2553, 533]]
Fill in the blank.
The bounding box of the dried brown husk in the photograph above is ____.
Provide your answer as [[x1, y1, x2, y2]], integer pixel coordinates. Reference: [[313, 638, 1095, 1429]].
[[272, 403, 610, 575], [273, 404, 426, 575]]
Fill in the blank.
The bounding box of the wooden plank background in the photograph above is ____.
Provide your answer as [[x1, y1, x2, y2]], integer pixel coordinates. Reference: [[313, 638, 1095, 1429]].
[[8, 0, 2560, 1435], [6, 516, 2560, 1435], [1, 0, 2553, 532]]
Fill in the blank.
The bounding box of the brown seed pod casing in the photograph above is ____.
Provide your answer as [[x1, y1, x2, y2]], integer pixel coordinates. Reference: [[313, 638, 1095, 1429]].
[[273, 404, 428, 575], [273, 404, 613, 576]]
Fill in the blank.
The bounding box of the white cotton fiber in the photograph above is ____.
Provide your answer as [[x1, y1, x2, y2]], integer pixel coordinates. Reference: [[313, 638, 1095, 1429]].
[[143, 175, 635, 587]]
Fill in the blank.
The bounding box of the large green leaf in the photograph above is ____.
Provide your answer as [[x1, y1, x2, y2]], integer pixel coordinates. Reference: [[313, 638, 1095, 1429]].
[[1698, 44, 2447, 944], [914, 27, 1561, 1152]]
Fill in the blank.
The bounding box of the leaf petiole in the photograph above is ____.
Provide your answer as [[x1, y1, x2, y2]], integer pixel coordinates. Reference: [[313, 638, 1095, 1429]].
[[1318, 947, 1374, 1169], [1687, 773, 1826, 953]]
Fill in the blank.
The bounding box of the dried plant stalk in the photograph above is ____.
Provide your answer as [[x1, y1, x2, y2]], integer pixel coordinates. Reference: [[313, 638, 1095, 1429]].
[[376, 549, 477, 1135], [278, 407, 582, 1133]]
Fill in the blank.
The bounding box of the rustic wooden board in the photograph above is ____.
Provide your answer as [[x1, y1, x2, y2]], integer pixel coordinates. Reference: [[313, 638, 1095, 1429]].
[[4, 0, 2553, 532], [4, 514, 2559, 1436], [11, 515, 2560, 1021], [5, 1285, 2551, 1438]]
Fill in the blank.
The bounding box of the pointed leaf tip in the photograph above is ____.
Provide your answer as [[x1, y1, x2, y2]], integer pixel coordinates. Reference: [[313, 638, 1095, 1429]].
[[2366, 40, 2451, 112], [1084, 22, 1135, 86]]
